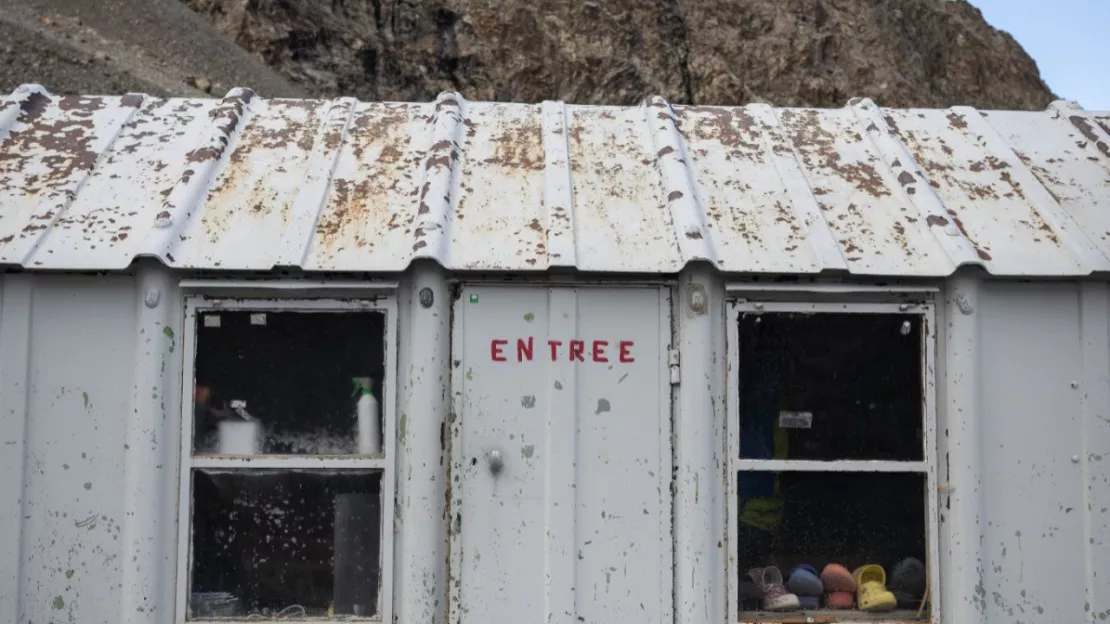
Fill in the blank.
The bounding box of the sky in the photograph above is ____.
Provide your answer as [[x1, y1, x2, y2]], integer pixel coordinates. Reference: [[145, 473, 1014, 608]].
[[971, 0, 1109, 110]]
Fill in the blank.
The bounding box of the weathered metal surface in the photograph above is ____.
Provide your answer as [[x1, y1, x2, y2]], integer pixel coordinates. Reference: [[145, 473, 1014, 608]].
[[4, 85, 1110, 275], [448, 286, 672, 623], [976, 282, 1092, 622], [3, 269, 1110, 624]]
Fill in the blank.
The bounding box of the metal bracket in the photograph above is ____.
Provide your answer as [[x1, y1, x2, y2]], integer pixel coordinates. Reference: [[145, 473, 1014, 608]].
[[668, 349, 681, 385]]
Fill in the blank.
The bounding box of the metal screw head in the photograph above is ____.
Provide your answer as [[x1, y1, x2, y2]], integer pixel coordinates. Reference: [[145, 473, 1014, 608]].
[[754, 302, 764, 311], [419, 287, 434, 308], [1071, 381, 1080, 389], [900, 320, 911, 336], [144, 288, 161, 308], [1072, 455, 1080, 463]]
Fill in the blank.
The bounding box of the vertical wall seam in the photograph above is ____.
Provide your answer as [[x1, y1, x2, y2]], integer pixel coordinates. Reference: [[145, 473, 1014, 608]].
[[1077, 282, 1109, 623], [940, 273, 983, 624], [0, 275, 34, 623], [120, 264, 176, 622], [543, 287, 578, 624]]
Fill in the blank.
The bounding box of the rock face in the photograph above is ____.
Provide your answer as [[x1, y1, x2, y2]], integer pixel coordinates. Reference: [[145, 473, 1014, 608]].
[[181, 0, 1055, 108], [0, 0, 304, 97]]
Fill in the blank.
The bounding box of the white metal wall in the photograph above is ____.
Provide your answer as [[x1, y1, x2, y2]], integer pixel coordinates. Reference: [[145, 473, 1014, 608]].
[[1, 267, 1108, 624], [946, 279, 1110, 623]]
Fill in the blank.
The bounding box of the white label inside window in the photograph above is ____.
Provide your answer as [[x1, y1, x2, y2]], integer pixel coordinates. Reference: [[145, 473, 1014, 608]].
[[778, 410, 813, 429]]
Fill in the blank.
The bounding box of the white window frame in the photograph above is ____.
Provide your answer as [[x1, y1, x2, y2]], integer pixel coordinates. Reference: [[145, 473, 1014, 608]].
[[726, 298, 940, 624], [174, 295, 397, 624]]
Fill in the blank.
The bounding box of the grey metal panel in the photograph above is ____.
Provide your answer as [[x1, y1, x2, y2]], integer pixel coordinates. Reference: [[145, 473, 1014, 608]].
[[978, 282, 1088, 622], [1079, 282, 1110, 623], [5, 85, 1110, 276], [17, 276, 137, 623]]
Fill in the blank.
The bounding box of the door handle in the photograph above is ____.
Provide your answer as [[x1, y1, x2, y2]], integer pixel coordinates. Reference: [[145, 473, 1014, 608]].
[[487, 449, 503, 475]]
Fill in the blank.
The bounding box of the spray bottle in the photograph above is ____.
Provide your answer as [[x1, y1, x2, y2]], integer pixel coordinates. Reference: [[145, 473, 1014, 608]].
[[352, 377, 381, 455]]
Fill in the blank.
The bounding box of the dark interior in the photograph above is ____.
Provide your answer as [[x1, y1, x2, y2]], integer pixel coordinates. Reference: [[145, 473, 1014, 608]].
[[193, 310, 386, 455], [190, 470, 382, 618], [736, 312, 928, 618], [738, 312, 924, 462]]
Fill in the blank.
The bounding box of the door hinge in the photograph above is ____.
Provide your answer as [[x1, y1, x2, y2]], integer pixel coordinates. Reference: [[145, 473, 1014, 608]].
[[668, 348, 681, 385]]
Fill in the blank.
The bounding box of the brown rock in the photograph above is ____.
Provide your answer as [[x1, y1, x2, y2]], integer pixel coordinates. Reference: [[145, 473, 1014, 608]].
[[187, 74, 213, 93], [179, 0, 1055, 109]]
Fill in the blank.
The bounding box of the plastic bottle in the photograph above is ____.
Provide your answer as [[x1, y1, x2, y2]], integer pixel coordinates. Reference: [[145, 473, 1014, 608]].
[[352, 377, 381, 455]]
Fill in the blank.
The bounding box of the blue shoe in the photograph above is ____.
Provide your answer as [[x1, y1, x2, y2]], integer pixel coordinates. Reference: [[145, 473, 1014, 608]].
[[786, 564, 824, 597]]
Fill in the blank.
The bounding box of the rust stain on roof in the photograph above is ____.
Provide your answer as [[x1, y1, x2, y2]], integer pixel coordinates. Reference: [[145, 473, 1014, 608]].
[[1069, 115, 1110, 159], [2, 88, 1109, 275], [315, 103, 415, 255]]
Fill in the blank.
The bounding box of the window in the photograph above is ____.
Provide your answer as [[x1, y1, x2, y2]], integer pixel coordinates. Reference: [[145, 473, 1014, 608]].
[[176, 297, 395, 623], [727, 299, 939, 624]]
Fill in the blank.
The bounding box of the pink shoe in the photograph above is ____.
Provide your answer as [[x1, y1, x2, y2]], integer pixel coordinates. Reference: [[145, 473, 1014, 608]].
[[748, 566, 801, 612], [820, 563, 856, 592]]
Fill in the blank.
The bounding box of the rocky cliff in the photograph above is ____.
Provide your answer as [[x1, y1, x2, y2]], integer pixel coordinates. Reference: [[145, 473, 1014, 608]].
[[181, 0, 1055, 108]]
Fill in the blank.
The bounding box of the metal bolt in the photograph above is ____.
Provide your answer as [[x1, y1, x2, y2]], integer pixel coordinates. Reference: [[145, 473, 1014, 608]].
[[754, 302, 764, 311], [956, 294, 974, 315], [144, 288, 161, 308], [419, 287, 434, 308], [898, 303, 911, 312], [1072, 455, 1080, 463], [687, 283, 708, 315], [900, 320, 911, 336], [1071, 381, 1080, 389]]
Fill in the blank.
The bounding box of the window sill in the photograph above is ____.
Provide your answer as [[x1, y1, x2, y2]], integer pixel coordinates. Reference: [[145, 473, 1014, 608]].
[[740, 608, 930, 624], [191, 454, 388, 469]]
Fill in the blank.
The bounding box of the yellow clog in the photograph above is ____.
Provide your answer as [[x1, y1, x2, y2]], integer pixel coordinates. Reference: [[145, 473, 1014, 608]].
[[852, 564, 898, 612]]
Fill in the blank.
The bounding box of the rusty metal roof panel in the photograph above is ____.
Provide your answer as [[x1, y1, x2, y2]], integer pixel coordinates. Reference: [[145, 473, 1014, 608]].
[[3, 85, 1110, 276], [29, 97, 219, 269], [304, 100, 429, 272], [445, 101, 548, 270], [565, 105, 680, 272], [881, 106, 1101, 275], [984, 105, 1110, 265]]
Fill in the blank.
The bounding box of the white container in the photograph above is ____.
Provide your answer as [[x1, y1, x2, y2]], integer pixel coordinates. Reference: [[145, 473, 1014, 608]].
[[218, 420, 262, 455], [353, 377, 381, 455]]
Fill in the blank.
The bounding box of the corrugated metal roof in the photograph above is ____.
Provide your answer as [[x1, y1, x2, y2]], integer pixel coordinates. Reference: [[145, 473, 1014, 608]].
[[2, 83, 1110, 276]]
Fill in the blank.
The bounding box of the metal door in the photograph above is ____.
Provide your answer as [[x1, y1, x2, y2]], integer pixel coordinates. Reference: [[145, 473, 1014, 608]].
[[448, 285, 673, 624]]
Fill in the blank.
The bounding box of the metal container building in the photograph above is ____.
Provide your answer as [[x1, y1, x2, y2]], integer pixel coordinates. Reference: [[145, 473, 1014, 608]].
[[1, 83, 1109, 624]]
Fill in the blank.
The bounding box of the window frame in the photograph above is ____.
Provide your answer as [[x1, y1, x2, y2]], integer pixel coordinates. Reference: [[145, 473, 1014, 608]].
[[726, 298, 941, 624], [174, 294, 397, 624]]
